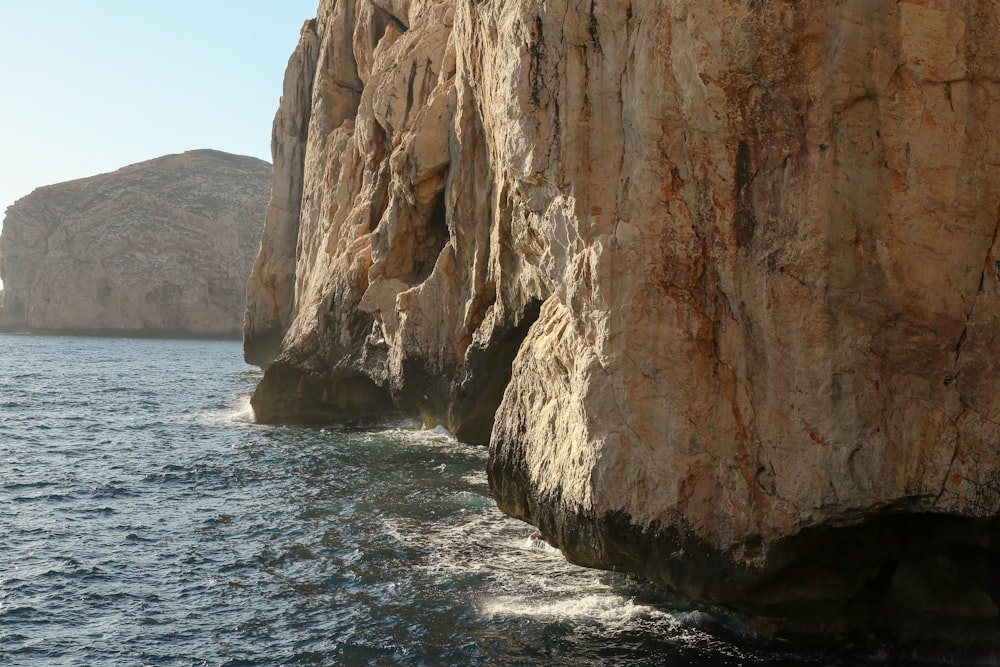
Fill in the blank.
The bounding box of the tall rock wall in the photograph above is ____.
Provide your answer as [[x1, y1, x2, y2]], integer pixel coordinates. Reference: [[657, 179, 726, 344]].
[[0, 150, 271, 337], [246, 0, 1000, 639]]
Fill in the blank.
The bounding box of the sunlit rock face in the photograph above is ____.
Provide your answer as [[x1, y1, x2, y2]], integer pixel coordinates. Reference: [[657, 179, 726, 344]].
[[0, 150, 270, 337], [246, 0, 1000, 640]]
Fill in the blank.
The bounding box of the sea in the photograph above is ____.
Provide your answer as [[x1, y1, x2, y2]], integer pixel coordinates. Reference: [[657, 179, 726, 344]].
[[0, 333, 903, 666]]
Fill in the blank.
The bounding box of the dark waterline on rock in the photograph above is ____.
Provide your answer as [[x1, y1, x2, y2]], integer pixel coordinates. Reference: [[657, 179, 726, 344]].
[[0, 334, 929, 665]]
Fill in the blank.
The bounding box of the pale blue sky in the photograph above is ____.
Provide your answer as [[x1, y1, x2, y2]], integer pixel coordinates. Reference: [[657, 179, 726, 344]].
[[0, 0, 318, 219]]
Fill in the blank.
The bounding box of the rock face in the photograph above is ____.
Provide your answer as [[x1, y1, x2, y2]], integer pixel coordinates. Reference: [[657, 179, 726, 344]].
[[246, 0, 1000, 640], [0, 150, 271, 337]]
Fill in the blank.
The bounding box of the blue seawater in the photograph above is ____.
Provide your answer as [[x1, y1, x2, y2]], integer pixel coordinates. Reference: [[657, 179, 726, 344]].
[[0, 334, 861, 665]]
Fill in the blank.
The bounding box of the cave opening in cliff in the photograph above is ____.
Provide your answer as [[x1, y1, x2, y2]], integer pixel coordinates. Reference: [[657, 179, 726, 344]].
[[449, 297, 545, 445], [412, 189, 449, 285], [371, 6, 407, 48], [741, 511, 1000, 642]]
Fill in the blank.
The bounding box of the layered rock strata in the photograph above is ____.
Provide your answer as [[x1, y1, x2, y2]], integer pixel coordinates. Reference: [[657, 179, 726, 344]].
[[0, 150, 271, 337], [246, 0, 1000, 639]]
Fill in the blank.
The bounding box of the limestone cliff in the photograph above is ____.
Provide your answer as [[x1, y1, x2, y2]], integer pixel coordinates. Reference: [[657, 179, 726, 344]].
[[0, 150, 271, 337], [246, 0, 1000, 640]]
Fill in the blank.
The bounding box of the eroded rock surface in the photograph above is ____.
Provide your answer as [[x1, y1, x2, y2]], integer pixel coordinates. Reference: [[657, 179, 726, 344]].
[[0, 150, 271, 337], [246, 0, 1000, 640]]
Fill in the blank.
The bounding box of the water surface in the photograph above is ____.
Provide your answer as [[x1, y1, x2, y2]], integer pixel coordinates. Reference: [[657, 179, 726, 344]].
[[1, 334, 866, 665]]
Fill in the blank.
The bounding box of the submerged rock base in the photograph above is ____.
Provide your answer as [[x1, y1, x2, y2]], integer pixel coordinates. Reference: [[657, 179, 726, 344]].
[[496, 446, 1000, 644]]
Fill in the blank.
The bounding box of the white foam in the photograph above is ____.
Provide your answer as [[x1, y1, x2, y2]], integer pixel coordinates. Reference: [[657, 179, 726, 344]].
[[172, 393, 256, 426], [482, 591, 680, 627], [523, 533, 561, 553], [228, 394, 256, 424], [459, 471, 488, 486], [427, 424, 455, 439], [378, 503, 757, 657]]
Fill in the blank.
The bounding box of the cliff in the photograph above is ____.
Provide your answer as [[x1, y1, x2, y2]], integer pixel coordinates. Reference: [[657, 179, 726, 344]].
[[0, 150, 271, 337], [246, 0, 1000, 642]]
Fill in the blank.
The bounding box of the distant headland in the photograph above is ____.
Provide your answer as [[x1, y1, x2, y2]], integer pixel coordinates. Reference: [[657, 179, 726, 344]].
[[0, 149, 271, 339]]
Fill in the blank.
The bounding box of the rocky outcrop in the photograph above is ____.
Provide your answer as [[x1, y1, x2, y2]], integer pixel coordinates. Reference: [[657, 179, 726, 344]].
[[244, 21, 322, 365], [0, 150, 271, 337], [246, 0, 1000, 641]]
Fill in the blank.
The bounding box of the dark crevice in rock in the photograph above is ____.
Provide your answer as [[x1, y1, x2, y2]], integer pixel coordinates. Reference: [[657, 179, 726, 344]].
[[392, 355, 454, 434], [370, 120, 389, 166], [366, 122, 392, 234], [383, 184, 449, 287], [415, 189, 449, 284], [405, 60, 418, 120], [529, 16, 546, 108], [372, 5, 408, 46], [587, 0, 602, 54], [450, 297, 544, 445], [734, 139, 756, 248]]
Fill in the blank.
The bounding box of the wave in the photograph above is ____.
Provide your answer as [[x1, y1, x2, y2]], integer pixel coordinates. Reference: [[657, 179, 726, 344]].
[[229, 393, 256, 424]]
